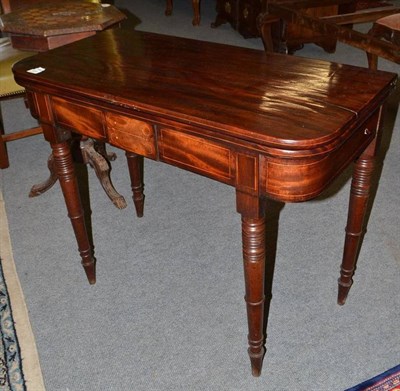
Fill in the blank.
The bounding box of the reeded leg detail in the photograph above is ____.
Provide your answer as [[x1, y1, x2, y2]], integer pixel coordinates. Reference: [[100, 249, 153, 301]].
[[242, 216, 266, 376], [338, 152, 376, 305], [52, 141, 96, 284], [126, 152, 145, 217]]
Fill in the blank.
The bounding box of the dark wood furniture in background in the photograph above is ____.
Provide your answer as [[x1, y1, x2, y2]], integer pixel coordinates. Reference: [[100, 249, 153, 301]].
[[367, 13, 400, 69], [212, 0, 357, 50], [278, 2, 347, 52], [212, 0, 267, 38], [213, 0, 400, 58], [165, 0, 201, 25], [259, 1, 400, 63], [13, 29, 397, 377]]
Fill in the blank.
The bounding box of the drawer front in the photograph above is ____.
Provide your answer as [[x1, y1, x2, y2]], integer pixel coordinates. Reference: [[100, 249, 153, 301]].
[[51, 97, 105, 139], [106, 113, 156, 159], [159, 127, 234, 183]]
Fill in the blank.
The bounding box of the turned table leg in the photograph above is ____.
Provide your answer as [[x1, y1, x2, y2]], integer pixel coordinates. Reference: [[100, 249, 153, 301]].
[[237, 191, 266, 376], [51, 141, 96, 284], [126, 152, 145, 217], [338, 133, 380, 305]]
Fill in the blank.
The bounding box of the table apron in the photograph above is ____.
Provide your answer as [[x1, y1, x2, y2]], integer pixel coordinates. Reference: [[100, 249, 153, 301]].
[[31, 92, 381, 202]]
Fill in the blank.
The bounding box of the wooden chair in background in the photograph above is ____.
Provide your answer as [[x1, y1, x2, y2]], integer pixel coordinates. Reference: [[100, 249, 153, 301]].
[[165, 0, 201, 26], [0, 0, 41, 169], [367, 13, 400, 69], [258, 1, 400, 68]]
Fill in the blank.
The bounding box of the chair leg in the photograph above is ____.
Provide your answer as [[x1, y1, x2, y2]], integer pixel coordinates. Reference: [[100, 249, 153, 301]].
[[367, 23, 381, 70], [165, 0, 172, 16], [192, 0, 200, 26], [0, 137, 9, 169], [366, 22, 399, 70], [0, 106, 10, 169], [367, 52, 378, 70]]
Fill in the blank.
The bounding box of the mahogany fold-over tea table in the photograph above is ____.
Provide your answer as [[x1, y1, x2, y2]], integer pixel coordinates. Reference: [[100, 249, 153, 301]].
[[13, 29, 397, 377]]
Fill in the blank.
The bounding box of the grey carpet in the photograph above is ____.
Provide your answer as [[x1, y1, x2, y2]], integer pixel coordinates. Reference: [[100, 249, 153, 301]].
[[0, 1, 399, 390]]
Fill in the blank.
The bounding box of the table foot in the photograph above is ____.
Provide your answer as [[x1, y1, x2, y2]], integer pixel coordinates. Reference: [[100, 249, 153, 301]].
[[126, 152, 145, 217], [83, 258, 96, 285], [29, 153, 58, 197], [337, 279, 352, 306], [249, 347, 265, 377], [337, 138, 377, 305]]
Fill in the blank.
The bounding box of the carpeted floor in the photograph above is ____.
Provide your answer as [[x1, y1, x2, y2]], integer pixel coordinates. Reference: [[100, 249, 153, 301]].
[[0, 191, 45, 391], [0, 1, 399, 390]]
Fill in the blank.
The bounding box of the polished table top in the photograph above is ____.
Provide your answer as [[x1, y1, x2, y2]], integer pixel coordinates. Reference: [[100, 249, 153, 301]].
[[12, 28, 397, 377], [12, 29, 394, 150]]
